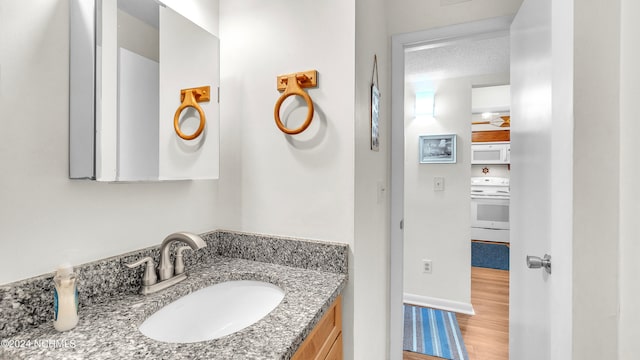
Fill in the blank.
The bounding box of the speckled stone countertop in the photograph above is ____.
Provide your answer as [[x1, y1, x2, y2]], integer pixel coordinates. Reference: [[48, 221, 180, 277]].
[[0, 230, 348, 360]]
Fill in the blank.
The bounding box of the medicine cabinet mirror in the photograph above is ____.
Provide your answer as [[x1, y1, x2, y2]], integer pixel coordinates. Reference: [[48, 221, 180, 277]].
[[70, 0, 220, 181]]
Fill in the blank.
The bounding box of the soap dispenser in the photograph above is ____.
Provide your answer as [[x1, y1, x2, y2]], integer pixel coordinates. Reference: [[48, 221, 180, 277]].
[[53, 263, 79, 332]]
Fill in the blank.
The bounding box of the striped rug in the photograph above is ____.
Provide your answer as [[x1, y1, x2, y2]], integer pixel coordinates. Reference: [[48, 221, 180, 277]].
[[403, 304, 468, 360]]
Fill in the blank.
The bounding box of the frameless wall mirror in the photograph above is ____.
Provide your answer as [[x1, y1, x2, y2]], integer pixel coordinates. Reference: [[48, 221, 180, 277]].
[[70, 0, 220, 181]]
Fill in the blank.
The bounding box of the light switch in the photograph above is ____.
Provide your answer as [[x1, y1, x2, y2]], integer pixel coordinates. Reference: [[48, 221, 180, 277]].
[[433, 177, 445, 191]]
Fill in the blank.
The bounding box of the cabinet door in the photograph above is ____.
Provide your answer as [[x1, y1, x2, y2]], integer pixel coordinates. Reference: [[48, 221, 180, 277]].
[[69, 0, 220, 181], [292, 297, 342, 360], [325, 333, 343, 360]]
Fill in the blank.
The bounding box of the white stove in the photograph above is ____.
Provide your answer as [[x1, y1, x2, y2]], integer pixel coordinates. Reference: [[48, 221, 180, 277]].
[[471, 177, 510, 199], [470, 177, 510, 243]]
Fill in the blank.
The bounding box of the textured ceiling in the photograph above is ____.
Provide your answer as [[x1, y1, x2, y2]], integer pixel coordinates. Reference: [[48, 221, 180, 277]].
[[405, 35, 510, 86]]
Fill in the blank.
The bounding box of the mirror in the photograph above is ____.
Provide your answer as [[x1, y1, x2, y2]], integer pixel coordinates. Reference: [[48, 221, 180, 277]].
[[70, 0, 220, 181]]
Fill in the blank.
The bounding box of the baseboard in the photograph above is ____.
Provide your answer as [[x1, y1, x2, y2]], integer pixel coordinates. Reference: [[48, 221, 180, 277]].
[[404, 293, 475, 315]]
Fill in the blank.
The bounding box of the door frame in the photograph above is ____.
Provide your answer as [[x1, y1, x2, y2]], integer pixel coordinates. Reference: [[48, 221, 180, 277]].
[[389, 16, 516, 358]]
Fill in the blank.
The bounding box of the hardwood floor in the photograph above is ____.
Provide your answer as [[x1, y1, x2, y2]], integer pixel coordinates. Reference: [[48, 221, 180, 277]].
[[458, 267, 509, 360], [403, 351, 443, 360], [403, 267, 509, 360], [403, 351, 444, 360]]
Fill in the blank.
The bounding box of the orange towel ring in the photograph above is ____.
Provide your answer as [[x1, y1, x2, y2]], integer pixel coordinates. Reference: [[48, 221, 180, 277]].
[[174, 86, 210, 140], [274, 71, 318, 135]]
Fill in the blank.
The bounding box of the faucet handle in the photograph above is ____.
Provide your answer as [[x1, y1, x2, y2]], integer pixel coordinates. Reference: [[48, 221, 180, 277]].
[[174, 246, 192, 275], [125, 257, 158, 286]]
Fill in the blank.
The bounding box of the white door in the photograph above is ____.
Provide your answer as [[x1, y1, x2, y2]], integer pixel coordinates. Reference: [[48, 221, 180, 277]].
[[509, 0, 573, 359]]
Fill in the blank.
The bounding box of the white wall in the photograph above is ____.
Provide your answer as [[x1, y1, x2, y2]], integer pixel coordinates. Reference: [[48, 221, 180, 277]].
[[403, 79, 472, 308], [219, 0, 355, 244], [549, 0, 573, 358], [220, 1, 392, 358], [386, 0, 523, 36], [162, 0, 219, 37], [0, 0, 239, 285], [618, 0, 640, 357], [117, 48, 159, 181], [354, 0, 390, 357], [403, 73, 507, 311], [471, 164, 509, 178], [218, 0, 358, 357], [118, 9, 159, 62], [573, 0, 620, 358]]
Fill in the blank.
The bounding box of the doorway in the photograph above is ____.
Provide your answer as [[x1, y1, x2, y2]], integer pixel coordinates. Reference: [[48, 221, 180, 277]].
[[390, 16, 515, 359]]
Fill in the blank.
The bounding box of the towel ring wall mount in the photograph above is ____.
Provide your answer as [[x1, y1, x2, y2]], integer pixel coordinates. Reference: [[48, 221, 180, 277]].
[[274, 70, 318, 135], [174, 86, 210, 140]]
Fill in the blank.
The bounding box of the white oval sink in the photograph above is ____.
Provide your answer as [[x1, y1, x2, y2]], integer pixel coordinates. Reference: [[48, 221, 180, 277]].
[[138, 280, 285, 343]]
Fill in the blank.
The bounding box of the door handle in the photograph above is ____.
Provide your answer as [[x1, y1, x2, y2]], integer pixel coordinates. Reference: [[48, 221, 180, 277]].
[[526, 254, 551, 274]]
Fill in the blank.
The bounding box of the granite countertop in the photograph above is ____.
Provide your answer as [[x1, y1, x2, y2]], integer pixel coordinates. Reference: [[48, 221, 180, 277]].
[[0, 254, 347, 360]]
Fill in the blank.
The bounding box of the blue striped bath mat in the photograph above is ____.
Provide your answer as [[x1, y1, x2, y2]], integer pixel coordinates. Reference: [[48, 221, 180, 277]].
[[403, 304, 468, 360]]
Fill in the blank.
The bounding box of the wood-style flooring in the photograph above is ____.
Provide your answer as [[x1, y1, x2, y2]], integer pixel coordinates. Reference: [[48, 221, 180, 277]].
[[403, 266, 509, 360]]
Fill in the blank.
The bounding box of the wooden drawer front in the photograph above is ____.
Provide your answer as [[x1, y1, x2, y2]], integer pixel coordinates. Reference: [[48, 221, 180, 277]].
[[292, 296, 342, 360], [325, 333, 343, 360]]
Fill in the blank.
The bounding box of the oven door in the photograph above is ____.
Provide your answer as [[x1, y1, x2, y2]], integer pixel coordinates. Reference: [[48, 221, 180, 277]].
[[470, 196, 510, 230]]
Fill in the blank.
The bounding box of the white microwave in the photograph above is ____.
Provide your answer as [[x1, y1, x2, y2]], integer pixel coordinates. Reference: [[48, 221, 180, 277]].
[[471, 142, 510, 164]]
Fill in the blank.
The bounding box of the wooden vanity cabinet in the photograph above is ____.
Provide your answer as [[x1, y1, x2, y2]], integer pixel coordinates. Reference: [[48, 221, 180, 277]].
[[292, 296, 343, 360]]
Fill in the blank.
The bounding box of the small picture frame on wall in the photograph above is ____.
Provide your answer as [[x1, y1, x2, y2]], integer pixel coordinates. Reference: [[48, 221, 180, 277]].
[[370, 54, 380, 151], [419, 134, 457, 164], [371, 84, 380, 151]]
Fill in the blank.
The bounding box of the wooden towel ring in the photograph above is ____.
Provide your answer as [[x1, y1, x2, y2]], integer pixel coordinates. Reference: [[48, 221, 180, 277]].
[[274, 75, 314, 135], [174, 87, 209, 140]]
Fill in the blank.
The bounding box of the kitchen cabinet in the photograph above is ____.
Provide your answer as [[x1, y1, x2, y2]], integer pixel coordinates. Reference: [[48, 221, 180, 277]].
[[471, 130, 510, 143]]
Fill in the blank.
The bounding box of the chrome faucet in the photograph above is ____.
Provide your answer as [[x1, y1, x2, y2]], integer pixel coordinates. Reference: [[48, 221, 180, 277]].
[[126, 232, 207, 295], [158, 232, 206, 280]]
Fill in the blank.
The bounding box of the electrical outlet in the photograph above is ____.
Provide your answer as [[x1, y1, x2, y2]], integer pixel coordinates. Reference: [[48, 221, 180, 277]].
[[423, 259, 433, 274]]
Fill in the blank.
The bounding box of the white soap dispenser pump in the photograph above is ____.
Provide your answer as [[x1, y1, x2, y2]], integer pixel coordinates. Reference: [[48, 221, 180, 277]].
[[53, 263, 79, 331]]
